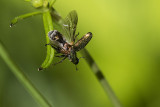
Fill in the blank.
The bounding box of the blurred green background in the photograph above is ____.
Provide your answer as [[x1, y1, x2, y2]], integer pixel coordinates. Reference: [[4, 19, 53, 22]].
[[0, 0, 160, 107]]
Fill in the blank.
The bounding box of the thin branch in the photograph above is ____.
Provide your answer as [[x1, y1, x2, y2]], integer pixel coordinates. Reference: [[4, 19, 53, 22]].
[[80, 49, 122, 107], [10, 11, 43, 27], [38, 10, 55, 71], [0, 41, 52, 107]]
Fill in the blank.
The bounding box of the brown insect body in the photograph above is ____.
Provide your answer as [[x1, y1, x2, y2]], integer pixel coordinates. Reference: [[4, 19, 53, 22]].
[[48, 10, 92, 66]]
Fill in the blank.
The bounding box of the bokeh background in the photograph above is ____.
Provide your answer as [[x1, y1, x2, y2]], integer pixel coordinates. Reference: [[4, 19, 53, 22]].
[[0, 0, 160, 107]]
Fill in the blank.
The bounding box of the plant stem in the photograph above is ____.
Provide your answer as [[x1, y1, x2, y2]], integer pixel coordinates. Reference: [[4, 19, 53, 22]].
[[0, 41, 52, 107], [10, 11, 43, 27], [80, 49, 122, 107], [38, 10, 54, 70]]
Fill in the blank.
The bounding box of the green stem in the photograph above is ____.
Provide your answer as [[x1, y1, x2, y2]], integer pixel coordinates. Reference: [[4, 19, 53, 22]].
[[10, 11, 43, 27], [38, 10, 54, 70], [80, 49, 122, 107], [0, 41, 52, 107]]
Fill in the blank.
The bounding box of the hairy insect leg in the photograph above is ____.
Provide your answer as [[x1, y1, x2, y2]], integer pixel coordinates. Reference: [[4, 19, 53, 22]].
[[74, 32, 79, 41], [10, 11, 43, 27], [55, 55, 65, 58], [79, 56, 85, 59], [54, 51, 60, 54], [78, 57, 86, 63], [75, 32, 79, 38], [54, 56, 67, 65], [50, 45, 60, 53], [45, 44, 61, 54], [75, 65, 78, 71], [45, 43, 51, 46]]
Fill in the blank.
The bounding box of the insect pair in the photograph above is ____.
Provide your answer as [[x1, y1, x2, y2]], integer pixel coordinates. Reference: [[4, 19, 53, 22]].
[[47, 10, 92, 69]]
